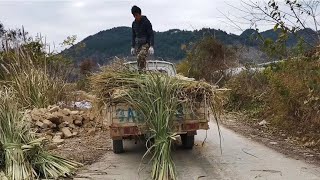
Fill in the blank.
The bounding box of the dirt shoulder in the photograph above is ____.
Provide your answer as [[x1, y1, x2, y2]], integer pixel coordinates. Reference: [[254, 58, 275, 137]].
[[221, 112, 320, 166], [49, 127, 112, 165]]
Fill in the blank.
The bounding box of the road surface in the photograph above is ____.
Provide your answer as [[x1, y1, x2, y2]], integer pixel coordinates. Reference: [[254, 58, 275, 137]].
[[75, 122, 320, 180]]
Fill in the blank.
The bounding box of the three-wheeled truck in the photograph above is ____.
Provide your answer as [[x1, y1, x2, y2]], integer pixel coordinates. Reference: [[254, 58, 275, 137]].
[[107, 60, 210, 153]]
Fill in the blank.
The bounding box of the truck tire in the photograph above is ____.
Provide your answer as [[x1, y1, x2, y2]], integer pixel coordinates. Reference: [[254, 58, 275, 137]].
[[113, 139, 124, 154], [181, 134, 194, 149]]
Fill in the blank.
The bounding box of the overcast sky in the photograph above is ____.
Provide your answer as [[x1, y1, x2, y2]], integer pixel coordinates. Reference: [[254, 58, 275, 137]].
[[0, 0, 272, 51]]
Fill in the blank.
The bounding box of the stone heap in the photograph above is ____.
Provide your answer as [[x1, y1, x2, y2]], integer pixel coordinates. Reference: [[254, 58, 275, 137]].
[[24, 105, 96, 144]]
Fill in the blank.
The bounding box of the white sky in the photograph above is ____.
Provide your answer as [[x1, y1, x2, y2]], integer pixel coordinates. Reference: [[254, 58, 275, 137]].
[[0, 0, 274, 51]]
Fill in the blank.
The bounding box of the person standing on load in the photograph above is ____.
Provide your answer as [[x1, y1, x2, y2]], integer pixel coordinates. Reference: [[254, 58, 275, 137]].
[[130, 5, 154, 71]]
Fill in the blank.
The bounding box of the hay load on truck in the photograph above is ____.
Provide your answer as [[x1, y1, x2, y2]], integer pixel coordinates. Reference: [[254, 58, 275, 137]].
[[107, 60, 211, 154], [90, 60, 222, 179]]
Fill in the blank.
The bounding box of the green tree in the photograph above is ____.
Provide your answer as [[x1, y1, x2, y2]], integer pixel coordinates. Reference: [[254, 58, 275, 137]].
[[177, 36, 237, 84]]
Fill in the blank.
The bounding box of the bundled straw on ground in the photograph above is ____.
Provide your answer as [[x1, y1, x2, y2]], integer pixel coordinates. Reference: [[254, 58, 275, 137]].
[[0, 88, 82, 179], [90, 67, 224, 180]]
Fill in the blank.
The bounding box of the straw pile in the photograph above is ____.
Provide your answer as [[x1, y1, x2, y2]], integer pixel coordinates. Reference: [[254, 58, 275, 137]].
[[91, 68, 223, 110], [90, 67, 224, 180]]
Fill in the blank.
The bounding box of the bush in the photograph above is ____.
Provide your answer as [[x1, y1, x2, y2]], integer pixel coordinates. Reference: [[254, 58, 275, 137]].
[[264, 58, 320, 131], [225, 68, 268, 116], [75, 59, 97, 91], [1, 48, 68, 108], [226, 56, 320, 135], [177, 36, 237, 85], [9, 68, 66, 108], [0, 30, 71, 108]]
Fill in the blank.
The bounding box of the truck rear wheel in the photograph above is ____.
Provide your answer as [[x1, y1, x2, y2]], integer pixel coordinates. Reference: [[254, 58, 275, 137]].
[[113, 139, 124, 154], [181, 134, 194, 149]]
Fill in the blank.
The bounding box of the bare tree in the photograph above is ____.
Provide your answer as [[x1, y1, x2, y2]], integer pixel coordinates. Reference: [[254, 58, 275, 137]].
[[303, 0, 320, 40], [233, 0, 320, 42]]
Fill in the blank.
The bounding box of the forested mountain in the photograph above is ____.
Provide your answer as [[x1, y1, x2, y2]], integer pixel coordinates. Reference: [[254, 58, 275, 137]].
[[61, 27, 318, 64]]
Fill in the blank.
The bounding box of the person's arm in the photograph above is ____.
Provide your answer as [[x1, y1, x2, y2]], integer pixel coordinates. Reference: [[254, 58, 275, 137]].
[[131, 22, 136, 47], [146, 20, 154, 47]]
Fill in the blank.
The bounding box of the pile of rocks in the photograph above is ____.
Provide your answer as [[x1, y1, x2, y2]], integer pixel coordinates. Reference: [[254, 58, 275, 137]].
[[24, 105, 96, 144]]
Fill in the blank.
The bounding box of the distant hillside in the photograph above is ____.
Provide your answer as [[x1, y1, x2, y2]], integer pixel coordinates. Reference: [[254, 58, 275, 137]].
[[61, 27, 318, 64]]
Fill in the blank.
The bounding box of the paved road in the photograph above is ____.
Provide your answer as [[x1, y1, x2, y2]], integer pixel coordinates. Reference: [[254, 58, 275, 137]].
[[75, 122, 320, 180]]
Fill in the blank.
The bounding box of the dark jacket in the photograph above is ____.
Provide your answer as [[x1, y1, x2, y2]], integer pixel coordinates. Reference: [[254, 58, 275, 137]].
[[132, 16, 154, 48]]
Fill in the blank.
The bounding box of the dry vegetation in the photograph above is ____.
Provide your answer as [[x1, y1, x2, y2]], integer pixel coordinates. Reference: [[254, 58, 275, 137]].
[[225, 49, 320, 148], [0, 28, 82, 179]]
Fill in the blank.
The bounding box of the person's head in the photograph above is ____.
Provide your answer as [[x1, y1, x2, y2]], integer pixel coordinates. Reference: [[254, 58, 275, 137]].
[[131, 5, 142, 22]]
